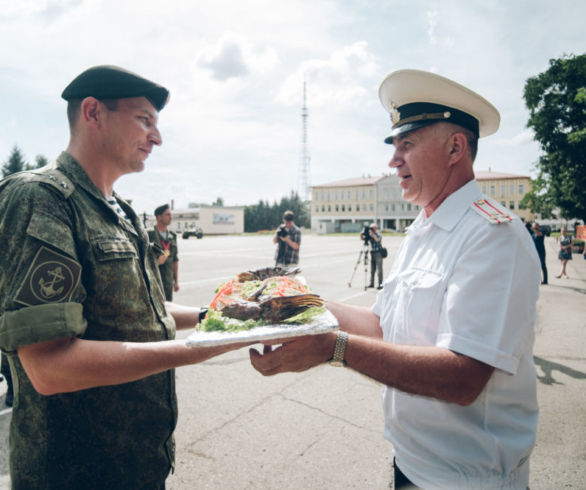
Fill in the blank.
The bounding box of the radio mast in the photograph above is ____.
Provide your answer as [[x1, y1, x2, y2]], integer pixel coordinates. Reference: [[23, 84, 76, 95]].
[[298, 79, 311, 202]]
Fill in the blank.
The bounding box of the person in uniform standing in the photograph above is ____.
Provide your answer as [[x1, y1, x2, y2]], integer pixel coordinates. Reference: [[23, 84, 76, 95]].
[[251, 69, 541, 489], [148, 204, 179, 300], [0, 65, 249, 489]]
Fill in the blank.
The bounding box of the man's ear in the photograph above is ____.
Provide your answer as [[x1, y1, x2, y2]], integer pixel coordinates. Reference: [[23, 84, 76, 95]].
[[447, 132, 468, 165], [79, 97, 102, 128]]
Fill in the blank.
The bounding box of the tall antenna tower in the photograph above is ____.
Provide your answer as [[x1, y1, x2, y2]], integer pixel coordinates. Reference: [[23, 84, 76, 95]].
[[298, 79, 311, 202]]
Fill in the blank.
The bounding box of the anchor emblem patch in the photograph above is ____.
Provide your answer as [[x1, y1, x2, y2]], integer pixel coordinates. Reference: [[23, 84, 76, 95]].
[[15, 246, 81, 306]]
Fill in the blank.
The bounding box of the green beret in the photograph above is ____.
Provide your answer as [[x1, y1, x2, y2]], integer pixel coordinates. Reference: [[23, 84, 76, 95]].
[[61, 65, 170, 111], [154, 204, 170, 216]]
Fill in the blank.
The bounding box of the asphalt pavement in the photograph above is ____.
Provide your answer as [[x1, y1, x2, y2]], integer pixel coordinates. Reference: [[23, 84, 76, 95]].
[[0, 233, 584, 489]]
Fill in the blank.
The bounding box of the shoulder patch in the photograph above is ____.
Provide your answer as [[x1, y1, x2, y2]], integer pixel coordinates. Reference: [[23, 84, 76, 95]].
[[14, 246, 81, 307], [471, 199, 514, 224], [29, 167, 75, 198]]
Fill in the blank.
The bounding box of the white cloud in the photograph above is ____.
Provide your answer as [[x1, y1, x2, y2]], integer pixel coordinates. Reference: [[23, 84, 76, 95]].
[[276, 41, 379, 108], [196, 32, 279, 81]]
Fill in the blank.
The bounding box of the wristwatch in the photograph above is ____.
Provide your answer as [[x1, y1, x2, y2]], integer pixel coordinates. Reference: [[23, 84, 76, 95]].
[[329, 331, 348, 367]]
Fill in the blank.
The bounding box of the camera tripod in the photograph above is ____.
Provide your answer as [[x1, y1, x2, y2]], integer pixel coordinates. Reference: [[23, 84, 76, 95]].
[[348, 243, 370, 290]]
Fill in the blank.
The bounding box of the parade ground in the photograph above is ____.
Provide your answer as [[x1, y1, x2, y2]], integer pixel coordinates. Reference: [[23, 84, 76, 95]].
[[0, 233, 584, 489]]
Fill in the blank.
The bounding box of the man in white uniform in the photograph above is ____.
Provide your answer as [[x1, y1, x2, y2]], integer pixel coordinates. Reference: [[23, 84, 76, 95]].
[[250, 69, 541, 489]]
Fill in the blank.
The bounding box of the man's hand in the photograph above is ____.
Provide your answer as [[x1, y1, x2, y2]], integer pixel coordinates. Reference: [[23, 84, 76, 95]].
[[249, 332, 337, 376], [157, 254, 168, 265]]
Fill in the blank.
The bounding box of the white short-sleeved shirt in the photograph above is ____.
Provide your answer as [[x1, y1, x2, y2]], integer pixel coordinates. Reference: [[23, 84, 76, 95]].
[[372, 180, 540, 489]]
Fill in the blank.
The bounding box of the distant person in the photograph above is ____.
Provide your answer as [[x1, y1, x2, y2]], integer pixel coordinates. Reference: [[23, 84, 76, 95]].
[[360, 223, 384, 289], [274, 210, 301, 268], [251, 69, 541, 489], [532, 222, 548, 284], [148, 203, 179, 300], [0, 64, 250, 488], [556, 227, 573, 278]]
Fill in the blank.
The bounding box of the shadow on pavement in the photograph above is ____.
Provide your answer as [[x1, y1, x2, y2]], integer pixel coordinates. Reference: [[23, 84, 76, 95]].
[[534, 355, 586, 386]]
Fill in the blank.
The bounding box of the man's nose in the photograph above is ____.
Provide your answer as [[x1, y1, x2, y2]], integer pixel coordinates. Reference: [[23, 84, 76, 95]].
[[150, 126, 162, 146], [388, 150, 402, 169]]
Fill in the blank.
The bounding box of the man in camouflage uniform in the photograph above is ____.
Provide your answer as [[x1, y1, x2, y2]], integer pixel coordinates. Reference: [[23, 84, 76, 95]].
[[0, 65, 246, 489], [148, 204, 179, 301]]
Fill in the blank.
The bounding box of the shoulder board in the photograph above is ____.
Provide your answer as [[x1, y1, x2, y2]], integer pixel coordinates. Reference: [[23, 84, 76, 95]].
[[28, 165, 75, 199], [471, 198, 515, 225]]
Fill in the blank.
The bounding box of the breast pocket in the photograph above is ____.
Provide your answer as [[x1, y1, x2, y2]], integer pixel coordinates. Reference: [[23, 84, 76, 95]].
[[90, 238, 144, 305], [394, 268, 445, 344], [96, 239, 138, 261]]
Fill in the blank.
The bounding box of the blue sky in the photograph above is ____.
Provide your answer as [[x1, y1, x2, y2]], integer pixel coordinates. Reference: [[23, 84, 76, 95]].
[[1, 0, 584, 214]]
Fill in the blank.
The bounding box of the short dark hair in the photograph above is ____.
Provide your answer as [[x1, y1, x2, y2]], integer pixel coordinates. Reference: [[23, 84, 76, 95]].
[[283, 210, 295, 222], [66, 98, 119, 129], [154, 204, 170, 216]]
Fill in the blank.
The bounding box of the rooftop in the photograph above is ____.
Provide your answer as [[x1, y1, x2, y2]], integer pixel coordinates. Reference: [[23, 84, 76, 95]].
[[475, 170, 530, 180], [313, 175, 389, 188]]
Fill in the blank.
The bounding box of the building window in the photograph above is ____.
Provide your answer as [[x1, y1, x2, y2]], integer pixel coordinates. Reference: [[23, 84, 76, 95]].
[[369, 190, 373, 198], [490, 185, 495, 196], [510, 184, 514, 194], [501, 201, 506, 207], [482, 185, 487, 193], [335, 205, 339, 212], [342, 204, 345, 212], [328, 205, 331, 212], [321, 205, 325, 212], [369, 204, 373, 211], [509, 201, 515, 209], [518, 184, 524, 194], [500, 185, 506, 196], [315, 206, 319, 213], [348, 204, 352, 212], [347, 191, 351, 199]]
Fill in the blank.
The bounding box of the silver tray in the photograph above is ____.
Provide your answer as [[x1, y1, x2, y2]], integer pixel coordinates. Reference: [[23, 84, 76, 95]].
[[186, 310, 338, 347]]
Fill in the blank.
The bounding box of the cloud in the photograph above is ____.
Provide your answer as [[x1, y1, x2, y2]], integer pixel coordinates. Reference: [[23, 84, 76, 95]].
[[276, 41, 379, 108], [196, 32, 279, 81], [495, 129, 536, 146], [426, 9, 455, 49]]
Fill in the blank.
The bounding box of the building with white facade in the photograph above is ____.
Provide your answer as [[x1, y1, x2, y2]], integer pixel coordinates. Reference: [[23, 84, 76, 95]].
[[311, 170, 533, 233], [311, 175, 420, 233]]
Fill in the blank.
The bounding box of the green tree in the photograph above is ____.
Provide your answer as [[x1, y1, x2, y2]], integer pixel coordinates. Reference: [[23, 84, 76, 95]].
[[25, 154, 49, 171], [2, 146, 27, 177], [523, 54, 586, 222], [212, 197, 224, 207], [244, 191, 310, 232], [34, 154, 49, 169]]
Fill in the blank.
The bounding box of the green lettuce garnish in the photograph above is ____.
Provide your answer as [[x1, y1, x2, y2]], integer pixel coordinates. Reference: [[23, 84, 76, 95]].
[[199, 306, 325, 333]]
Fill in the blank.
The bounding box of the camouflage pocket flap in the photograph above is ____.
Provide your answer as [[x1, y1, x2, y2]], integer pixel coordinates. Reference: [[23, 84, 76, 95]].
[[26, 211, 76, 259], [96, 239, 138, 261]]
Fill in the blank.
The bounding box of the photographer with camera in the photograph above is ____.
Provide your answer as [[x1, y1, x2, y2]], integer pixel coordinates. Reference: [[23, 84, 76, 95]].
[[273, 210, 301, 268], [360, 222, 384, 289]]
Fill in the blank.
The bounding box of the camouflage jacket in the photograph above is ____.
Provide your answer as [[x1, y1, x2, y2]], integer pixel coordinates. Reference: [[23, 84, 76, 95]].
[[0, 152, 177, 489], [147, 227, 178, 301]]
